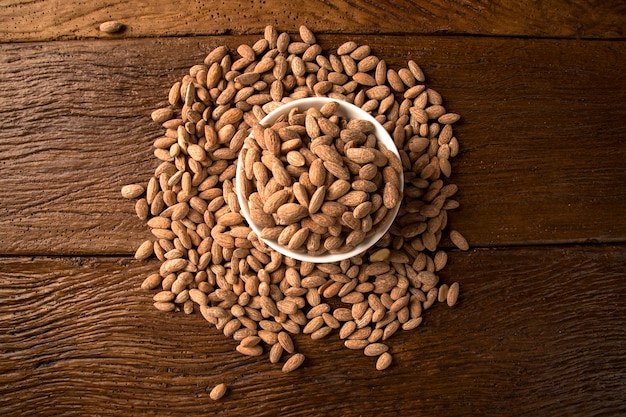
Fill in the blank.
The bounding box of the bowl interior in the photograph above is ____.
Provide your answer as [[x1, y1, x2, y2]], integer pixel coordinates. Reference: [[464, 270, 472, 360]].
[[236, 97, 404, 263]]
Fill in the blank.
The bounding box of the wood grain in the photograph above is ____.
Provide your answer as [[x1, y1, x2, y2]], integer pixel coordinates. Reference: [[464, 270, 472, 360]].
[[0, 35, 624, 255], [1, 0, 625, 42], [2, 2, 623, 416], [1, 245, 624, 416]]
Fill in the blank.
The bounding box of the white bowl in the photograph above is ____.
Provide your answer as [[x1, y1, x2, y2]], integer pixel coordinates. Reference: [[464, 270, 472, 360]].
[[236, 97, 404, 263]]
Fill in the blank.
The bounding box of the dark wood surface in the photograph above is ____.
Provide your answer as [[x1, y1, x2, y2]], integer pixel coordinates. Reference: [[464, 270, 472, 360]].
[[2, 246, 625, 416], [1, 0, 625, 41], [1, 1, 625, 416]]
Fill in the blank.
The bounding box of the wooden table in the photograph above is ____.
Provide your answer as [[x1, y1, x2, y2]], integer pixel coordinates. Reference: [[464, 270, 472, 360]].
[[1, 1, 625, 416]]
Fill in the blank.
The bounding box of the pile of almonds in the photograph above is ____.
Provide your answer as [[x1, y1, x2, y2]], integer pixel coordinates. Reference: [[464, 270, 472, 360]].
[[239, 101, 403, 256], [121, 25, 468, 387]]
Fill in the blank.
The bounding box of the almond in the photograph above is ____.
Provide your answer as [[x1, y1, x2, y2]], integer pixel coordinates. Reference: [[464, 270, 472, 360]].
[[236, 344, 263, 357], [99, 20, 125, 34], [366, 85, 390, 100], [121, 184, 145, 199], [383, 182, 401, 209], [270, 161, 292, 187], [209, 383, 227, 400], [447, 282, 460, 306], [249, 209, 276, 228], [323, 161, 350, 180], [364, 342, 389, 356], [134, 240, 154, 260], [450, 230, 469, 251], [299, 25, 316, 44], [312, 144, 343, 165], [375, 352, 393, 370], [326, 179, 351, 200], [337, 191, 368, 207], [159, 258, 188, 276], [345, 147, 376, 164], [320, 201, 348, 217], [308, 186, 327, 214], [340, 128, 368, 143], [282, 353, 305, 373], [263, 189, 292, 214], [276, 203, 308, 225], [131, 29, 467, 380], [309, 159, 327, 187]]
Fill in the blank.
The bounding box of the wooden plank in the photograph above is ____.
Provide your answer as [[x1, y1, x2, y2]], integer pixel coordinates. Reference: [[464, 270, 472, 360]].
[[1, 245, 624, 415], [1, 36, 624, 255], [1, 0, 625, 42]]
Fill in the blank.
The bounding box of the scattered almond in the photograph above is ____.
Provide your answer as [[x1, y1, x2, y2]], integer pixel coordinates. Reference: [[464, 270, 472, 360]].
[[282, 353, 305, 373], [126, 25, 467, 383], [375, 352, 393, 370], [99, 20, 125, 34], [364, 342, 389, 357], [121, 184, 144, 199], [447, 282, 460, 307], [450, 230, 470, 251], [134, 240, 153, 260], [209, 383, 227, 400]]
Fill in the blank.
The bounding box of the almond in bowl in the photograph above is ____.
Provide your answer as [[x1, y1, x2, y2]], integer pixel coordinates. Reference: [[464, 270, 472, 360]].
[[237, 97, 404, 263]]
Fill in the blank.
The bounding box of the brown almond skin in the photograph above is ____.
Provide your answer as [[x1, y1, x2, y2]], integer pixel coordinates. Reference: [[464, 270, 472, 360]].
[[447, 282, 460, 307], [141, 274, 162, 290], [153, 301, 175, 312], [134, 240, 154, 260], [326, 179, 351, 200], [276, 203, 308, 225], [269, 343, 284, 364], [121, 184, 145, 199], [249, 209, 276, 228], [282, 353, 305, 373], [99, 21, 125, 33], [308, 186, 327, 214], [383, 182, 401, 209], [209, 383, 227, 400], [450, 230, 470, 251], [133, 28, 470, 375], [309, 159, 327, 187], [263, 189, 292, 214], [278, 331, 295, 353], [376, 352, 393, 370], [345, 147, 376, 164], [150, 108, 173, 124]]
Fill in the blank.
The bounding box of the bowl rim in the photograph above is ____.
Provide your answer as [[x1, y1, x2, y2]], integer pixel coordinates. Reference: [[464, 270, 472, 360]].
[[236, 97, 404, 263]]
